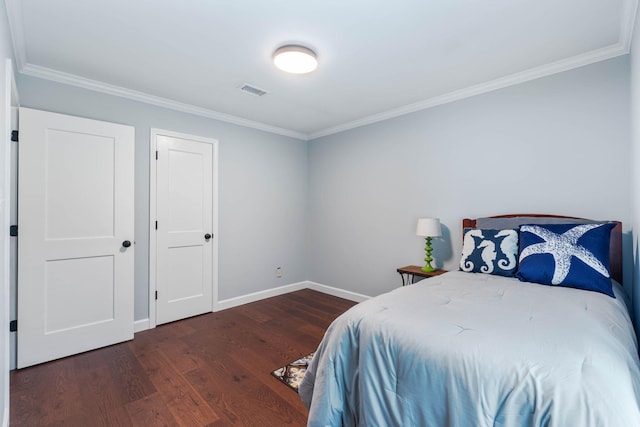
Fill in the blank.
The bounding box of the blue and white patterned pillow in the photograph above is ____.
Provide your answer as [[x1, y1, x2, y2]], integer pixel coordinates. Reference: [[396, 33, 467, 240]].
[[515, 223, 615, 297], [459, 229, 519, 276]]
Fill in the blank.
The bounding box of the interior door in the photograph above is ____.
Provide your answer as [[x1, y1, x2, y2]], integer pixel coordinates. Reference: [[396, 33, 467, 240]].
[[17, 108, 134, 368], [155, 133, 213, 325]]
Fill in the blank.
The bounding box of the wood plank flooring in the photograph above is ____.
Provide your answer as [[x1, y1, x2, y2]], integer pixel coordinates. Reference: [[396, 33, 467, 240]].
[[10, 289, 357, 426]]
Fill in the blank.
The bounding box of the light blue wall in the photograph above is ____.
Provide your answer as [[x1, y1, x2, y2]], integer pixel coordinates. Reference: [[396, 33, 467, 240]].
[[16, 75, 309, 320], [308, 56, 632, 299], [12, 39, 637, 339], [630, 11, 640, 338]]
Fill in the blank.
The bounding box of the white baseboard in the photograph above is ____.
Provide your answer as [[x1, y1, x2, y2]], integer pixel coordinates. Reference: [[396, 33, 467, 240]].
[[305, 281, 371, 302], [136, 281, 370, 331], [214, 281, 308, 311], [134, 318, 150, 334]]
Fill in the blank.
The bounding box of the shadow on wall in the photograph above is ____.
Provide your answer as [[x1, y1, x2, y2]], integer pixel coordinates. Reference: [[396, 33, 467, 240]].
[[431, 224, 454, 270], [623, 231, 634, 302]]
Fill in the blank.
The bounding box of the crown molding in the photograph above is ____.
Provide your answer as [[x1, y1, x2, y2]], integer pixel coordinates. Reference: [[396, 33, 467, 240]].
[[17, 40, 629, 143], [7, 0, 637, 142], [308, 0, 638, 139], [621, 0, 639, 51], [308, 42, 630, 140], [4, 0, 308, 139], [18, 64, 309, 140], [4, 0, 27, 70]]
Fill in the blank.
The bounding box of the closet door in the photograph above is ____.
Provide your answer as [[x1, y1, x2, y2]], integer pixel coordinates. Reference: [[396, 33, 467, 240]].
[[155, 132, 214, 325], [17, 108, 134, 368]]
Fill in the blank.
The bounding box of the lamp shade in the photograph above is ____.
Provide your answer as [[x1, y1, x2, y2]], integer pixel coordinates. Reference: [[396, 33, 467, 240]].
[[416, 218, 442, 237]]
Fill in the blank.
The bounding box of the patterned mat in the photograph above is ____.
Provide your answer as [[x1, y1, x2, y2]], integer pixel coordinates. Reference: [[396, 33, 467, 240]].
[[271, 352, 315, 393]]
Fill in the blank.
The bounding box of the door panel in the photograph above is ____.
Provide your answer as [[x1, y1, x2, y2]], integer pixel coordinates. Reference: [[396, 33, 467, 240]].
[[44, 255, 115, 333], [166, 246, 204, 301], [44, 129, 115, 239], [17, 108, 134, 368], [156, 134, 213, 325], [168, 149, 204, 230]]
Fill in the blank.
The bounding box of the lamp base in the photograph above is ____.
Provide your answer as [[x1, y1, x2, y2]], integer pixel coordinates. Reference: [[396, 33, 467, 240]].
[[422, 236, 436, 272]]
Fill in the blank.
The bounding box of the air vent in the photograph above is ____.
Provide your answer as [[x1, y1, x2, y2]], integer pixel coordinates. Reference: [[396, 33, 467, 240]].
[[239, 83, 268, 97]]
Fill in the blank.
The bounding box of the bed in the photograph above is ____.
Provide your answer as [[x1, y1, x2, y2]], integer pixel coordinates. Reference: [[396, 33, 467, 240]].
[[299, 214, 640, 426]]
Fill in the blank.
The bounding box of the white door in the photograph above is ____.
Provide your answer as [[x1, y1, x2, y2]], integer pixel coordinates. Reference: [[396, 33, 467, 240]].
[[155, 132, 215, 325], [17, 108, 134, 368]]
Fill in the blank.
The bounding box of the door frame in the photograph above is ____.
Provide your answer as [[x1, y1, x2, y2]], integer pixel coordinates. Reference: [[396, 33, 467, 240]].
[[3, 58, 18, 426], [149, 128, 219, 329]]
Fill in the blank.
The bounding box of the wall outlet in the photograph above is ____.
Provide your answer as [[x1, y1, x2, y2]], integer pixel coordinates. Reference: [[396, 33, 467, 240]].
[[276, 267, 282, 278]]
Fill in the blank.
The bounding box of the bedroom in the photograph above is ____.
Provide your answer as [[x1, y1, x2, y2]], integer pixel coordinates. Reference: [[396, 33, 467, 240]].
[[1, 0, 640, 425]]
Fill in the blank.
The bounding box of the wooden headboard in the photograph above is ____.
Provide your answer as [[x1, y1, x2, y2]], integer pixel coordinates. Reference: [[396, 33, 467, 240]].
[[462, 214, 623, 284]]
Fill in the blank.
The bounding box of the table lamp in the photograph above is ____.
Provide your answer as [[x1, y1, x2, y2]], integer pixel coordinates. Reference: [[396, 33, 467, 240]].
[[416, 218, 442, 272]]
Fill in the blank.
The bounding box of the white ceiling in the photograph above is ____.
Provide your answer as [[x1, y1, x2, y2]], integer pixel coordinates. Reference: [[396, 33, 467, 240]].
[[5, 0, 638, 140]]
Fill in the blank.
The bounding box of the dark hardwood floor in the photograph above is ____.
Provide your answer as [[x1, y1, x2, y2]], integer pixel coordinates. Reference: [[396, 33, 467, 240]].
[[10, 289, 357, 426]]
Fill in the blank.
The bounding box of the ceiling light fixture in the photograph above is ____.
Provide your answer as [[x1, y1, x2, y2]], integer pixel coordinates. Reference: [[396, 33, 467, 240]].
[[273, 45, 318, 74]]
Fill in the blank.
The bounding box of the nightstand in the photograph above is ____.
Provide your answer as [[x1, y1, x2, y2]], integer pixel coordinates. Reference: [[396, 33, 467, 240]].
[[396, 265, 448, 286]]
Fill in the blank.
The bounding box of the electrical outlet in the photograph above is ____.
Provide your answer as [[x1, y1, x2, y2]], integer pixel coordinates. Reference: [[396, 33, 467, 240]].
[[276, 267, 282, 278]]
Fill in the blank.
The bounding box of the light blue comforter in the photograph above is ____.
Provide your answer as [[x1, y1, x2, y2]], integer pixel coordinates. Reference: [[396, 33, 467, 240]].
[[299, 271, 640, 426]]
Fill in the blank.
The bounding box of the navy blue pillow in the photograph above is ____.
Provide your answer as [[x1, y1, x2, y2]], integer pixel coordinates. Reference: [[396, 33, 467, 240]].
[[516, 223, 616, 297], [459, 228, 519, 276]]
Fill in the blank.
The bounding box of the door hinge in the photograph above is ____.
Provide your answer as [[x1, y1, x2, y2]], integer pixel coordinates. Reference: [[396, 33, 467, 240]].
[[155, 221, 158, 230], [155, 291, 158, 300], [9, 320, 16, 332], [156, 150, 158, 160], [11, 130, 18, 142], [9, 225, 17, 237]]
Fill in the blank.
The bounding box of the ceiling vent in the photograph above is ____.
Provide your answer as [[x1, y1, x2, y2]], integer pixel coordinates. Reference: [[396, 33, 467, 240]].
[[239, 83, 268, 97]]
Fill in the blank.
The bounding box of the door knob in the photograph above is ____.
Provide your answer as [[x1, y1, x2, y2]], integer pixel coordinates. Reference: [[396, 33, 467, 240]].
[[204, 233, 212, 240], [122, 240, 132, 248]]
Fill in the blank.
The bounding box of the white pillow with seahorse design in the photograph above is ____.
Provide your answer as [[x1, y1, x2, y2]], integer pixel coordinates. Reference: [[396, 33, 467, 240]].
[[459, 228, 519, 276]]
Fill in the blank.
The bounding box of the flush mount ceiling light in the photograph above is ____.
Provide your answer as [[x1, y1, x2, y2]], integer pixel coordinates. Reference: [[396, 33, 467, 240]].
[[273, 45, 318, 74]]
